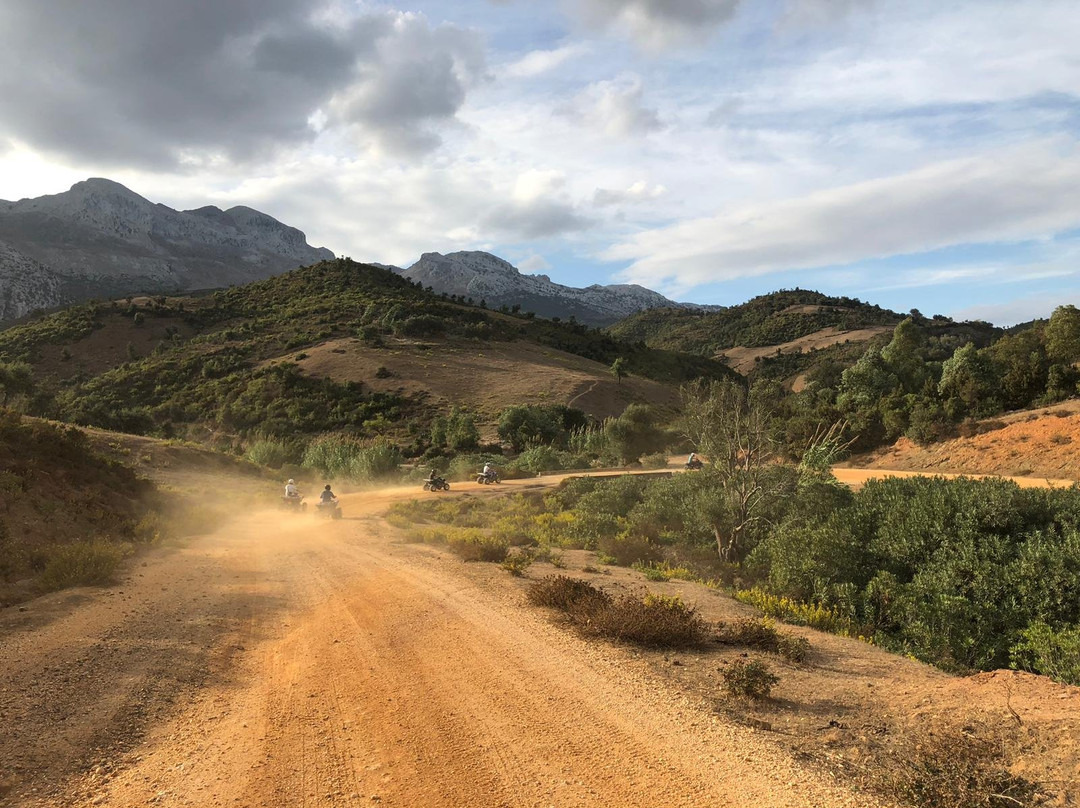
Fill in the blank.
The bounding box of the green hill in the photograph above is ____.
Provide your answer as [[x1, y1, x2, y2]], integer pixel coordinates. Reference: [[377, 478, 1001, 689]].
[[608, 290, 904, 355], [0, 259, 736, 448]]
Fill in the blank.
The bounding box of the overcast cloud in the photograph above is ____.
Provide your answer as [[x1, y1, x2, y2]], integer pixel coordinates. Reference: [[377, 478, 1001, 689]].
[[1, 0, 1078, 322], [0, 0, 485, 166]]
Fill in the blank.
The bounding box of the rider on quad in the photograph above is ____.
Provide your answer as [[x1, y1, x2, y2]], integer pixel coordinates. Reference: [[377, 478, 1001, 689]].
[[319, 484, 337, 507], [482, 462, 497, 482], [685, 452, 703, 470], [284, 479, 300, 499]]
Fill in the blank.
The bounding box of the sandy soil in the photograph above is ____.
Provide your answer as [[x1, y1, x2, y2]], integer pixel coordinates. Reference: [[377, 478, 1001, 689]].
[[293, 337, 678, 421], [0, 479, 884, 808], [847, 403, 1080, 481], [718, 326, 892, 376], [1, 465, 1077, 807]]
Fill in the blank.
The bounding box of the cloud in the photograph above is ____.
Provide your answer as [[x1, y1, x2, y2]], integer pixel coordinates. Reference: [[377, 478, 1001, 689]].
[[518, 254, 552, 272], [952, 291, 1078, 327], [481, 199, 592, 240], [503, 44, 589, 79], [567, 0, 741, 49], [560, 76, 662, 137], [593, 180, 667, 206], [0, 1, 485, 167], [606, 141, 1080, 289]]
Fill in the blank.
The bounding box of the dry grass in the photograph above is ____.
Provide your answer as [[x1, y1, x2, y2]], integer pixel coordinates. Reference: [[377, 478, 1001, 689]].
[[861, 723, 1038, 808]]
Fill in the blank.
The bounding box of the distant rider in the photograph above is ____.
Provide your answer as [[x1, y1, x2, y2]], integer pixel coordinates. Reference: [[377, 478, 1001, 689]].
[[284, 479, 301, 500], [320, 484, 337, 505], [428, 468, 439, 483], [687, 453, 696, 466], [482, 462, 496, 481]]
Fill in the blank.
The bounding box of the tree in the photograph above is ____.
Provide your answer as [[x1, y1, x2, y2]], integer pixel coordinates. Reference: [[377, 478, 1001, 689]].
[[881, 317, 928, 393], [1045, 305, 1080, 364], [610, 357, 627, 385], [0, 361, 33, 407], [938, 342, 998, 418], [680, 379, 793, 562]]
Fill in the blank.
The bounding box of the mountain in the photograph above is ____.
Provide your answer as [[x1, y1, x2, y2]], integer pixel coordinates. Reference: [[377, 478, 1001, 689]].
[[0, 178, 334, 320], [398, 251, 702, 326], [0, 240, 68, 321]]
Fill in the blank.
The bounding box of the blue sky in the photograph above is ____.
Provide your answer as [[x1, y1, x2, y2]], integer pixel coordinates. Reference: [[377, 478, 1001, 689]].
[[1, 0, 1078, 324]]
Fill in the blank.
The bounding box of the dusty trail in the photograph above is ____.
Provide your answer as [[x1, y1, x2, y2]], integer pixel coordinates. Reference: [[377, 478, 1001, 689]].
[[0, 480, 881, 808]]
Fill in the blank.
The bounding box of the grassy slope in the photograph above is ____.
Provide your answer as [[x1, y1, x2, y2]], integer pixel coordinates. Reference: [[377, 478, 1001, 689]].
[[0, 410, 154, 604], [0, 259, 737, 445]]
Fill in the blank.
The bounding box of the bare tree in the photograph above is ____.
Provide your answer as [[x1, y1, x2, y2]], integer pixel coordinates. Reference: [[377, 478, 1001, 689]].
[[680, 378, 790, 562]]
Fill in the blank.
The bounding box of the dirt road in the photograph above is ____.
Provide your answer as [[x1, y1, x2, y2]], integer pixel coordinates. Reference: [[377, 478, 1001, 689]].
[[0, 482, 881, 808]]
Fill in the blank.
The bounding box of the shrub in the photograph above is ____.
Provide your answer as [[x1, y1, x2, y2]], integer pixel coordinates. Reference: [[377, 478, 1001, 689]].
[[582, 593, 709, 648], [597, 533, 663, 567], [245, 437, 297, 469], [302, 434, 402, 480], [446, 530, 509, 562], [870, 724, 1036, 808], [1011, 622, 1080, 685], [501, 549, 534, 576], [37, 541, 129, 591], [721, 659, 779, 699], [527, 575, 612, 613]]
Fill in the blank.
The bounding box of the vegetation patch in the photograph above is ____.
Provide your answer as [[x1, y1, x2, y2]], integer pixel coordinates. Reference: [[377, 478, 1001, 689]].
[[859, 723, 1037, 808], [720, 658, 780, 700]]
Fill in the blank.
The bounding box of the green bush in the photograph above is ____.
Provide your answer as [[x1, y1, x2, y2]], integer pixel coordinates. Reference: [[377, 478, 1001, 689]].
[[1011, 622, 1080, 685], [37, 541, 130, 591], [721, 659, 779, 699], [446, 530, 509, 562], [244, 437, 298, 469], [302, 434, 402, 480]]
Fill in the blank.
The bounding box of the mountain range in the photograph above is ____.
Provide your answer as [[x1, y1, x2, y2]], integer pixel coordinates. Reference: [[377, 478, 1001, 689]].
[[0, 178, 333, 321], [0, 179, 710, 327], [396, 251, 706, 326]]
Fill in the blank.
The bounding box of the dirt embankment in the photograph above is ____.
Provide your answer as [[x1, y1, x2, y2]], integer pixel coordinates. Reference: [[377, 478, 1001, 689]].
[[848, 401, 1080, 481]]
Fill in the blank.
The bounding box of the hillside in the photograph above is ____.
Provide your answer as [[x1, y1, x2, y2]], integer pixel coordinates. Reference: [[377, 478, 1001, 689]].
[[0, 259, 735, 448], [846, 400, 1080, 479], [0, 410, 155, 605], [399, 251, 708, 326], [607, 290, 904, 356], [0, 178, 333, 320]]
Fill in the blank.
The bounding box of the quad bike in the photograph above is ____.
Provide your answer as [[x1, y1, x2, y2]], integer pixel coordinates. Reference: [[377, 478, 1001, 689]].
[[685, 458, 704, 470], [422, 477, 450, 492], [475, 470, 500, 485], [281, 495, 307, 512], [316, 500, 343, 519]]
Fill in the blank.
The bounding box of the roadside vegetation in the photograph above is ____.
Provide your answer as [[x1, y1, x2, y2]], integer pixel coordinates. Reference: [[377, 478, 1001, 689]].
[[0, 410, 156, 603]]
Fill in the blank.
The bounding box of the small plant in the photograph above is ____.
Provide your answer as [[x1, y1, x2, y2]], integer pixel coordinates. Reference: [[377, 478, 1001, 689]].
[[721, 658, 779, 699], [501, 549, 534, 577]]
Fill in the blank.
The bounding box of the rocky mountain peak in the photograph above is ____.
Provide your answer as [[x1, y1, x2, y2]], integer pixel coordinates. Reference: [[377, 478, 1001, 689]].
[[398, 250, 694, 326]]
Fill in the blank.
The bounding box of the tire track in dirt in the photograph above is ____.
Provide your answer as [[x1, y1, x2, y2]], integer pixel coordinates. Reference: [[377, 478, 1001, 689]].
[[1, 484, 889, 808]]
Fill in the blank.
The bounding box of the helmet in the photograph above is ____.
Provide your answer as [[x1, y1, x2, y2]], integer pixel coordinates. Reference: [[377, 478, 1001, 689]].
[[325, 484, 332, 490], [287, 479, 295, 485]]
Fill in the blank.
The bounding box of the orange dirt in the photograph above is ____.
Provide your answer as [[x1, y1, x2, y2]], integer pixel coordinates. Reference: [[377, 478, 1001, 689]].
[[293, 337, 677, 420], [718, 326, 892, 375], [847, 402, 1080, 481], [1, 467, 1077, 806], [0, 481, 882, 808]]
